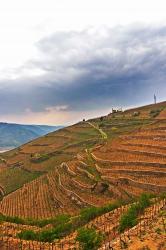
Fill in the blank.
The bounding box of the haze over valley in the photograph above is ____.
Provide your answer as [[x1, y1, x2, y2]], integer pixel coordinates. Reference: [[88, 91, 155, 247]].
[[0, 123, 63, 151]]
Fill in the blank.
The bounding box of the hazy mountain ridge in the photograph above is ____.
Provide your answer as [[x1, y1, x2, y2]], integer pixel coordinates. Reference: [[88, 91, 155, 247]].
[[0, 122, 63, 148]]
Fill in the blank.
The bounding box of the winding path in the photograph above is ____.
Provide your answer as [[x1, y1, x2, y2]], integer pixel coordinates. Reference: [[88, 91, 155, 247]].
[[87, 122, 107, 140]]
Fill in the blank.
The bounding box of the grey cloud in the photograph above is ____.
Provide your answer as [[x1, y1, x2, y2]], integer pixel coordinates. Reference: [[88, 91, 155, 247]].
[[0, 24, 166, 116]]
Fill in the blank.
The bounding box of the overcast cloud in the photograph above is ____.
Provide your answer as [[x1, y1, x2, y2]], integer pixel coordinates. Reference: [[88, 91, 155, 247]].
[[0, 24, 166, 124]]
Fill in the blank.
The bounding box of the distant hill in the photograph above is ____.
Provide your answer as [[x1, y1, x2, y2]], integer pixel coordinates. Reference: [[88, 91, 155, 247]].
[[0, 122, 63, 149]]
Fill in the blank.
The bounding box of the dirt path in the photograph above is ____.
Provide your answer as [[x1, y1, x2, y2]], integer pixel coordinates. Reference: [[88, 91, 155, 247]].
[[87, 122, 107, 140]]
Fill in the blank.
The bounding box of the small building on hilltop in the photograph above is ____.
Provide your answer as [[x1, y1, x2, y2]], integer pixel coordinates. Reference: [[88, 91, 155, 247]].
[[111, 107, 123, 114]]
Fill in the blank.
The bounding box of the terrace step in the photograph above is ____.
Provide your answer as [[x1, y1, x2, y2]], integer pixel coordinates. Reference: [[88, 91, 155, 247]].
[[58, 168, 95, 208], [95, 166, 166, 177], [122, 142, 166, 151], [111, 147, 166, 158], [76, 166, 96, 181], [91, 153, 166, 168], [122, 135, 166, 140], [103, 176, 166, 193], [60, 162, 76, 176], [72, 178, 94, 190]]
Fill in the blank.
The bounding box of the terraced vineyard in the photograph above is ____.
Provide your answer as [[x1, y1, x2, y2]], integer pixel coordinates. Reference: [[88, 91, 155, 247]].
[[0, 101, 166, 249], [0, 195, 165, 249], [91, 121, 166, 196]]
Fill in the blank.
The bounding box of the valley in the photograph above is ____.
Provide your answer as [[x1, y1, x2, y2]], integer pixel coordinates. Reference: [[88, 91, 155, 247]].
[[0, 123, 63, 149]]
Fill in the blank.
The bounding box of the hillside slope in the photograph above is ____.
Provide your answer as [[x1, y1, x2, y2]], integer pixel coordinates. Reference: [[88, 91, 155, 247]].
[[0, 101, 166, 249], [0, 101, 165, 210], [0, 122, 62, 148]]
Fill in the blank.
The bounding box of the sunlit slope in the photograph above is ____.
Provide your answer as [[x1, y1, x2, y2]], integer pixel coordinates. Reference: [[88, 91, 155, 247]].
[[0, 101, 166, 219]]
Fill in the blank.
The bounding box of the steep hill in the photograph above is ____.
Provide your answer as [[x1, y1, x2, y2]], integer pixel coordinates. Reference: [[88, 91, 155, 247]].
[[0, 123, 63, 149], [0, 101, 166, 249]]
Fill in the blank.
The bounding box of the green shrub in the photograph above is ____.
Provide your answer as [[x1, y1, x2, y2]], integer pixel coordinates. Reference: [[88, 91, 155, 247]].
[[149, 109, 161, 117], [76, 228, 104, 250], [0, 213, 71, 228], [37, 229, 55, 242], [138, 193, 151, 210], [155, 228, 162, 234], [159, 192, 166, 199], [52, 214, 70, 226], [0, 215, 25, 224], [38, 222, 72, 242], [18, 230, 37, 240], [98, 122, 104, 128], [26, 218, 52, 228], [119, 193, 151, 232], [28, 214, 70, 228], [31, 153, 50, 163], [80, 202, 120, 223], [51, 222, 72, 239], [119, 204, 138, 232], [150, 109, 160, 114], [17, 222, 73, 242], [80, 207, 103, 223]]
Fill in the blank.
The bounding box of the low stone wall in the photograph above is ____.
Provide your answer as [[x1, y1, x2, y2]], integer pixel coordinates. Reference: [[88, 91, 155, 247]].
[[118, 177, 166, 193]]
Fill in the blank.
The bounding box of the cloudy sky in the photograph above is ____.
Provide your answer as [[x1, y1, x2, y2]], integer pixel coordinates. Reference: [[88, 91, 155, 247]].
[[0, 0, 166, 125]]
